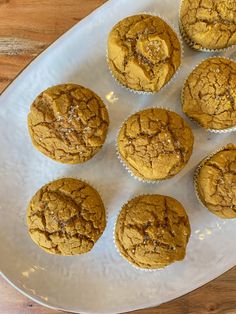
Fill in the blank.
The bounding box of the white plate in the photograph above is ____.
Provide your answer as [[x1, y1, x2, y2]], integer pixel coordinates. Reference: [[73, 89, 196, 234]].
[[0, 0, 236, 313]]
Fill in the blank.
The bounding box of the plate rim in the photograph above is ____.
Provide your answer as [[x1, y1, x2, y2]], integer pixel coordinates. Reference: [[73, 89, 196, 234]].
[[1, 264, 236, 314], [0, 0, 235, 313]]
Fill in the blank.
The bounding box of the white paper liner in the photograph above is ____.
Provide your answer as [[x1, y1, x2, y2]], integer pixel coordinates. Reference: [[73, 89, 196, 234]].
[[107, 12, 184, 95], [193, 145, 233, 211], [116, 106, 193, 183], [178, 0, 235, 52], [181, 56, 236, 133], [113, 194, 168, 272]]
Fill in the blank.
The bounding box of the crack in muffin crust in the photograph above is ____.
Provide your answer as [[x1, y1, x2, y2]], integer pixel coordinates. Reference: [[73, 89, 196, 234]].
[[108, 14, 181, 92], [115, 194, 191, 269], [196, 144, 236, 218], [27, 178, 106, 255], [182, 57, 236, 130], [180, 0, 236, 50], [117, 108, 194, 181], [28, 84, 109, 164]]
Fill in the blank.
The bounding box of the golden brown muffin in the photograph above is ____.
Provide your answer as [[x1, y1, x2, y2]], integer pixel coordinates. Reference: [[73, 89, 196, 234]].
[[27, 178, 106, 255], [108, 14, 181, 93], [28, 84, 109, 164], [117, 108, 194, 181], [115, 194, 191, 269], [196, 144, 236, 219], [182, 57, 236, 131], [180, 0, 236, 50]]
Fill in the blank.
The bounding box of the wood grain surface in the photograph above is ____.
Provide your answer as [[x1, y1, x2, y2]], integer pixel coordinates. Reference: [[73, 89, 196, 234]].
[[0, 1, 235, 314]]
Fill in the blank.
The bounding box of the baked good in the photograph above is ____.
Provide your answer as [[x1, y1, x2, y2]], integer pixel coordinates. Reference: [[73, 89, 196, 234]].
[[117, 108, 194, 181], [107, 14, 181, 93], [180, 0, 236, 50], [27, 178, 106, 255], [195, 144, 236, 219], [28, 84, 109, 164], [115, 194, 191, 269], [182, 57, 236, 131]]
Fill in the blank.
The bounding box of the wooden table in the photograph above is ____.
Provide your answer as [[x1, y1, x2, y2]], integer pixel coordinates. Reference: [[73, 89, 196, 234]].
[[0, 1, 235, 313]]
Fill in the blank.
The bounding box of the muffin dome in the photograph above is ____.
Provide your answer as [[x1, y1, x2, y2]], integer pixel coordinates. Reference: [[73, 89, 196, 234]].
[[27, 178, 106, 255], [108, 14, 181, 92], [115, 194, 191, 269], [28, 84, 109, 164], [180, 0, 236, 50], [195, 144, 236, 219], [117, 108, 194, 181], [182, 57, 236, 131]]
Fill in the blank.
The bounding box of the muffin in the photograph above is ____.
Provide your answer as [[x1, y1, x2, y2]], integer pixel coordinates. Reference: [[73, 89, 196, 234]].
[[107, 14, 181, 93], [195, 144, 236, 219], [180, 0, 236, 51], [117, 108, 194, 181], [115, 194, 191, 269], [182, 57, 236, 131], [28, 84, 109, 164], [27, 178, 106, 255]]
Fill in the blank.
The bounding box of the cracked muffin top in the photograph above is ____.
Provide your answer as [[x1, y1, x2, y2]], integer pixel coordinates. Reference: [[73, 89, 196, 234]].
[[28, 84, 109, 164], [107, 14, 181, 93], [115, 194, 191, 269], [117, 108, 194, 181], [196, 144, 236, 219], [182, 57, 236, 130], [180, 0, 236, 50], [27, 178, 106, 255]]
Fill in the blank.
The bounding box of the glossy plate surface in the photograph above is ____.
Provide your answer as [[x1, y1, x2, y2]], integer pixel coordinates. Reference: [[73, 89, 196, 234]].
[[0, 0, 236, 313]]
